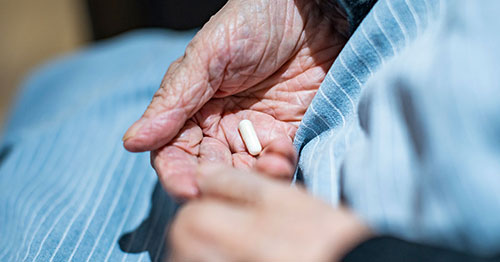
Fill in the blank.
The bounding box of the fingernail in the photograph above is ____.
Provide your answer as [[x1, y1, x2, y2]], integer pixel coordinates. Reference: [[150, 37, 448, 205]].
[[122, 119, 144, 141]]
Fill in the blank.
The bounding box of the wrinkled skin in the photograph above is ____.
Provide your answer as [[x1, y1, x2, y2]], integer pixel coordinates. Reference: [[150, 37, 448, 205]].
[[123, 0, 348, 198], [169, 165, 372, 261]]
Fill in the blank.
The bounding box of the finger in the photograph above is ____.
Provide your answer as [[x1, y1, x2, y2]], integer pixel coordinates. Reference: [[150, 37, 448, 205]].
[[196, 164, 273, 203], [170, 120, 203, 155], [199, 137, 232, 165], [261, 137, 297, 165], [123, 37, 221, 152], [169, 199, 250, 261], [153, 145, 199, 199], [255, 154, 295, 180], [152, 121, 202, 199], [256, 137, 297, 179], [231, 152, 256, 170]]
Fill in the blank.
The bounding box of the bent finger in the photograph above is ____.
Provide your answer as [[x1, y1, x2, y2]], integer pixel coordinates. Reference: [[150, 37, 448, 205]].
[[255, 137, 297, 179], [153, 145, 199, 200], [123, 37, 221, 152], [196, 164, 276, 204]]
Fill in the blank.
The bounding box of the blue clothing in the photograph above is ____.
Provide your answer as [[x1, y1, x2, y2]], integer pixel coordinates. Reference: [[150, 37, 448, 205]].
[[1, 0, 499, 261], [0, 30, 194, 262], [296, 0, 500, 255]]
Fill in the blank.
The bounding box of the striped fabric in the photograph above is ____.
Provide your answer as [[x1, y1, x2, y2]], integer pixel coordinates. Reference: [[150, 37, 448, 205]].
[[1, 0, 499, 261], [296, 0, 500, 256], [0, 30, 195, 262], [294, 0, 439, 204]]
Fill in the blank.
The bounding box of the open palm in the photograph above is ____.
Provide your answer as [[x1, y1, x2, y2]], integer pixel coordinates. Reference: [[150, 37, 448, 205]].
[[123, 0, 347, 198]]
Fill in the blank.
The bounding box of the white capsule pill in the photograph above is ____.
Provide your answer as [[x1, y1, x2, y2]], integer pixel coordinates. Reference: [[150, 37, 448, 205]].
[[238, 119, 262, 156]]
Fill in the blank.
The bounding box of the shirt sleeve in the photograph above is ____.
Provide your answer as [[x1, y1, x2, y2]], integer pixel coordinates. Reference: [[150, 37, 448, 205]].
[[341, 1, 500, 255]]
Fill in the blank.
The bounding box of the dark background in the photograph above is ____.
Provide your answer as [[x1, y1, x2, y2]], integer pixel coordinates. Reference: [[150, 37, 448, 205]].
[[86, 0, 228, 40], [0, 0, 227, 127]]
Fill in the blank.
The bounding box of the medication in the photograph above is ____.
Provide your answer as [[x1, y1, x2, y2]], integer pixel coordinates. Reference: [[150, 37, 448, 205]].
[[238, 119, 262, 156]]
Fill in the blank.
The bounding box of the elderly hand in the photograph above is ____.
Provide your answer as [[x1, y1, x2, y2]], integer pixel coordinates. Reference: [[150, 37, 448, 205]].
[[123, 0, 347, 198], [168, 165, 371, 261]]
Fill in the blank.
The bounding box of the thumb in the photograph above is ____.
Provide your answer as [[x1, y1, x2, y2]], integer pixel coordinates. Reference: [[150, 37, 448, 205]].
[[123, 38, 222, 152], [196, 164, 274, 204], [122, 51, 214, 152]]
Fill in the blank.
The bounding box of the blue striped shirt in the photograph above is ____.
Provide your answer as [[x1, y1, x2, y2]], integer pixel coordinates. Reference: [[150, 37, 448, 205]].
[[1, 0, 500, 260], [296, 0, 500, 255]]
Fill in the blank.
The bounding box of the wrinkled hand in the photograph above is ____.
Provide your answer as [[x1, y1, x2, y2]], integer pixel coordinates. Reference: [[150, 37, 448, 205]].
[[123, 0, 347, 198], [168, 165, 372, 261]]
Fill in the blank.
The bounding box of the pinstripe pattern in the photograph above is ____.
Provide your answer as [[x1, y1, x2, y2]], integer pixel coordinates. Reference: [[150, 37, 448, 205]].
[[0, 30, 195, 261], [295, 0, 437, 204], [19, 128, 93, 261], [1, 0, 499, 260], [0, 1, 436, 260], [294, 0, 440, 232], [298, 0, 500, 255]]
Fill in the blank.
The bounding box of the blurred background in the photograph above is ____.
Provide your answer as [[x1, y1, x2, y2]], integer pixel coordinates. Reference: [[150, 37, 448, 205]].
[[0, 0, 227, 129]]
